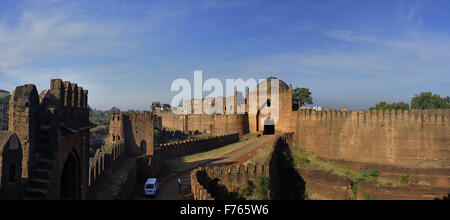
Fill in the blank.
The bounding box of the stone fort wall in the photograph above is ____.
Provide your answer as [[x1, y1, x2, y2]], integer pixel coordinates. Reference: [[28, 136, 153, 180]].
[[109, 112, 154, 156], [160, 111, 249, 136], [190, 163, 269, 200], [155, 133, 239, 157], [88, 140, 124, 191], [294, 109, 450, 168]]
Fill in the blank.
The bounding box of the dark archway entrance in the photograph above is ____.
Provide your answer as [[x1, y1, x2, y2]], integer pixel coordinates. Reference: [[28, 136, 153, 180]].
[[264, 117, 275, 135], [140, 140, 147, 155], [60, 153, 79, 200]]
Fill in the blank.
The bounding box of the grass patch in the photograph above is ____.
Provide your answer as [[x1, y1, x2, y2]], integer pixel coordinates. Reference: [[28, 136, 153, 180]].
[[290, 146, 406, 189], [235, 176, 270, 200], [161, 134, 259, 176], [364, 194, 377, 200], [90, 157, 136, 200], [401, 174, 410, 185]]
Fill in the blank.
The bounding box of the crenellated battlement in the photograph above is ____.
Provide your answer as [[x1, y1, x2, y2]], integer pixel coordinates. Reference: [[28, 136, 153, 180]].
[[190, 162, 269, 200], [298, 109, 450, 126], [88, 140, 124, 189], [204, 162, 269, 178], [48, 79, 89, 110], [296, 109, 450, 168], [125, 111, 153, 122], [2, 79, 93, 200]]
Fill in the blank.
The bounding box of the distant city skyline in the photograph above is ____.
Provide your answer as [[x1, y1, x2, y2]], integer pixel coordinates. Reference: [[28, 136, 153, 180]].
[[0, 0, 449, 111]]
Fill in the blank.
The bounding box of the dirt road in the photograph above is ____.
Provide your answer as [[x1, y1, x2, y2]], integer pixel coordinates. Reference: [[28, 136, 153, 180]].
[[136, 134, 275, 200]]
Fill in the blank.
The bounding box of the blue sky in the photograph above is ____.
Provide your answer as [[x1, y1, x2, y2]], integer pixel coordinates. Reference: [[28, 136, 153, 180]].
[[0, 0, 449, 110]]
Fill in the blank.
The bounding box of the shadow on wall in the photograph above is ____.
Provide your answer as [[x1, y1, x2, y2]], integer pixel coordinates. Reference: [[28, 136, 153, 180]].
[[195, 169, 242, 200], [123, 119, 140, 155], [269, 135, 306, 200]]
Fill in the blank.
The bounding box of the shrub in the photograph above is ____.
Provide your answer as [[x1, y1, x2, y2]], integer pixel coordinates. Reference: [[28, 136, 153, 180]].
[[351, 182, 359, 199], [237, 179, 255, 198], [364, 194, 376, 200], [360, 168, 379, 181], [254, 176, 270, 200], [401, 174, 410, 185], [368, 168, 379, 179]]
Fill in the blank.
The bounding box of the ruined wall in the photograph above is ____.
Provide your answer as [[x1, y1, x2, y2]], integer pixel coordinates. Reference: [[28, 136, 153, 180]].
[[155, 133, 239, 157], [296, 109, 450, 168]]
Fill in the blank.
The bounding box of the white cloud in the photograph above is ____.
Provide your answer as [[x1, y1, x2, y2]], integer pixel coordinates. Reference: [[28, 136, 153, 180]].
[[0, 1, 189, 95]]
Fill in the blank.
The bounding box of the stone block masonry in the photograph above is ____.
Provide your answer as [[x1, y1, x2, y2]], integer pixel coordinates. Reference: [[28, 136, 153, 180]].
[[1, 79, 93, 200], [190, 163, 269, 200], [295, 109, 450, 168]]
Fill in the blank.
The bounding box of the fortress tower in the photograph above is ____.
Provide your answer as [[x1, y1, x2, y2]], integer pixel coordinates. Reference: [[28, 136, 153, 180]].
[[0, 79, 94, 200]]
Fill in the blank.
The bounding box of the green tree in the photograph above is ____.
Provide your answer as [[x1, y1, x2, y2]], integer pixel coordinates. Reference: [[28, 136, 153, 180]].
[[292, 88, 313, 107], [369, 101, 410, 111], [110, 106, 121, 113], [411, 92, 450, 109]]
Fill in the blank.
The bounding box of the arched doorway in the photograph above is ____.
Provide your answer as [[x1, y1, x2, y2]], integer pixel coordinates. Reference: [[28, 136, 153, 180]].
[[60, 153, 80, 200], [140, 140, 147, 155], [264, 117, 275, 135]]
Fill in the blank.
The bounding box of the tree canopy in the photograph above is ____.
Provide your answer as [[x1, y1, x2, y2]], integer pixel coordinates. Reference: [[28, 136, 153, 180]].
[[110, 106, 121, 113], [0, 95, 10, 104], [369, 101, 410, 111], [292, 88, 313, 107], [411, 92, 450, 109]]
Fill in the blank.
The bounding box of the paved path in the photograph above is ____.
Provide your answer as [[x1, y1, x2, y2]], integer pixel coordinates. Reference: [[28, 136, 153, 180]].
[[136, 135, 276, 200]]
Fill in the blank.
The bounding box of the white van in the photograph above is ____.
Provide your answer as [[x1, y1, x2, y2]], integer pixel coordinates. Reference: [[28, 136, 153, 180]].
[[144, 178, 158, 196]]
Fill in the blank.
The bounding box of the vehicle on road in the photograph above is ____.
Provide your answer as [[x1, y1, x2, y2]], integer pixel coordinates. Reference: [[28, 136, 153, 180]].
[[144, 178, 158, 196]]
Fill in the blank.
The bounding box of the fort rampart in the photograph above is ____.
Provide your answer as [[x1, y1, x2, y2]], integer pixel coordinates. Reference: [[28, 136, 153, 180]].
[[109, 112, 154, 156], [155, 133, 239, 157], [160, 112, 249, 136], [88, 140, 124, 190], [295, 109, 450, 168], [190, 163, 269, 200]]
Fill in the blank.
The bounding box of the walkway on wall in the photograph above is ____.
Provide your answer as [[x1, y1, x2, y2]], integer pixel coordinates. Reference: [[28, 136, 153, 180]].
[[137, 135, 276, 200]]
